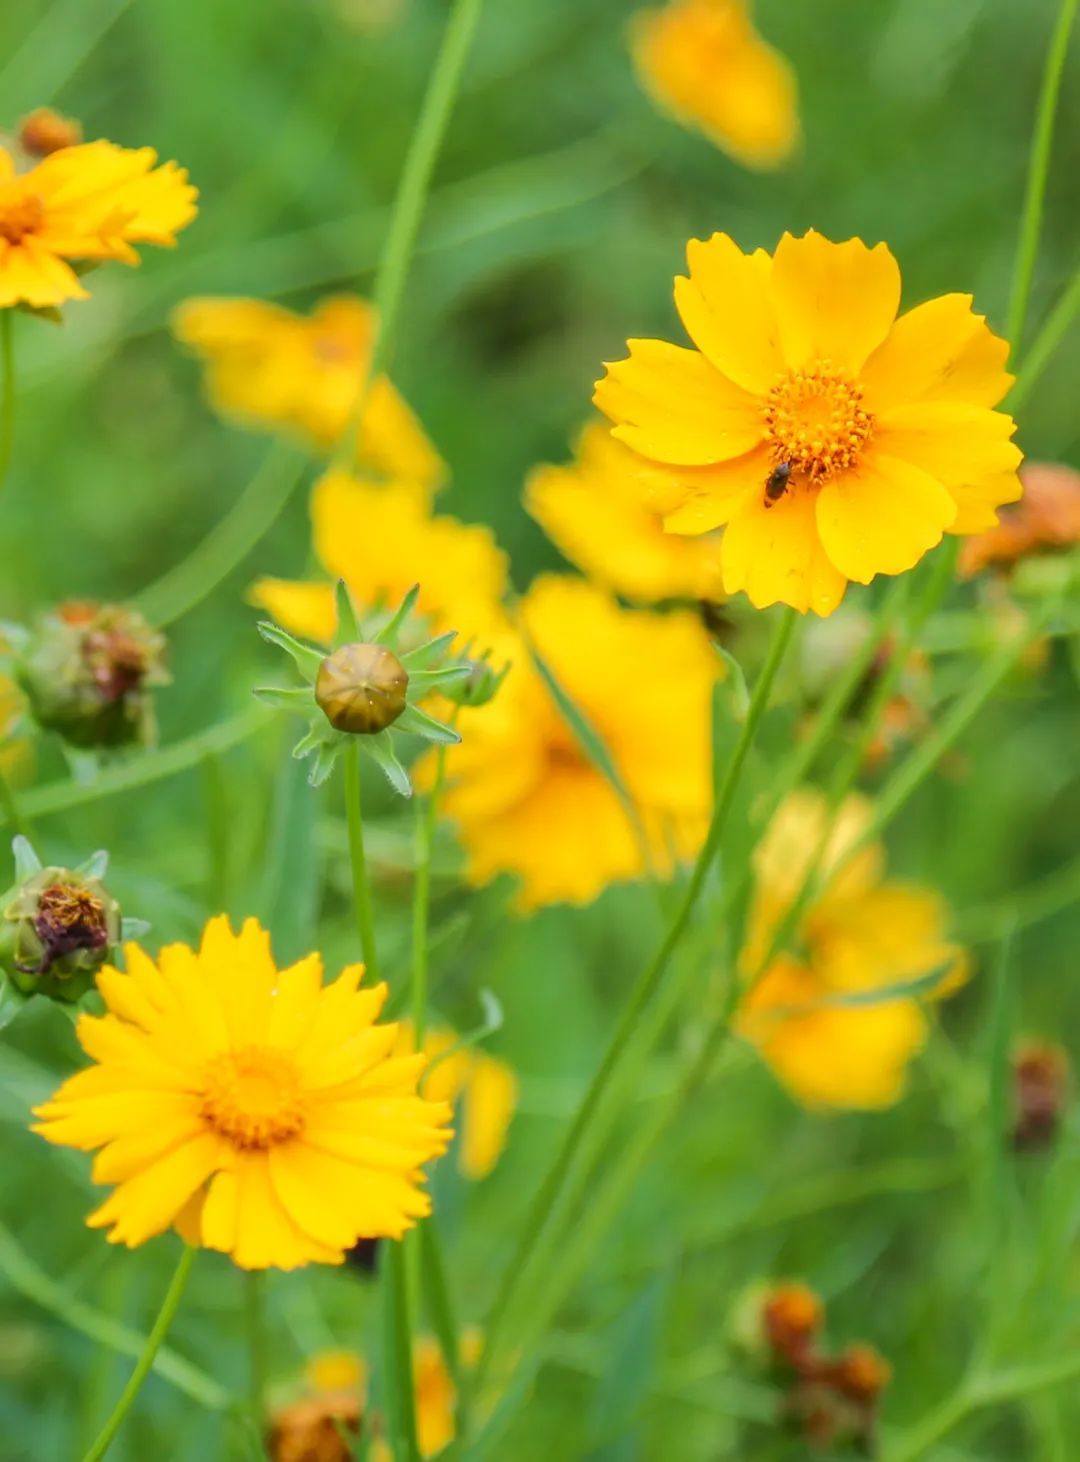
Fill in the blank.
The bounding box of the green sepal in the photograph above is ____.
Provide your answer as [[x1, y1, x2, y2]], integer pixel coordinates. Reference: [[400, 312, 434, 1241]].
[[395, 704, 461, 746], [334, 579, 361, 643], [11, 836, 40, 881], [373, 583, 420, 646], [365, 736, 412, 798], [253, 685, 314, 714], [400, 631, 459, 671], [257, 622, 323, 682]]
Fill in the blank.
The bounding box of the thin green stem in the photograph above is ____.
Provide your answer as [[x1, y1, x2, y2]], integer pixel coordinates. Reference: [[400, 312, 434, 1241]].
[[245, 1271, 268, 1428], [201, 751, 231, 910], [470, 606, 798, 1415], [331, 0, 486, 472], [82, 1245, 198, 1462], [343, 743, 381, 981], [134, 444, 304, 630], [0, 1220, 227, 1412], [385, 1241, 422, 1462], [0, 771, 28, 838], [1006, 0, 1079, 354], [1007, 254, 1080, 410], [411, 711, 457, 1044], [0, 311, 14, 491]]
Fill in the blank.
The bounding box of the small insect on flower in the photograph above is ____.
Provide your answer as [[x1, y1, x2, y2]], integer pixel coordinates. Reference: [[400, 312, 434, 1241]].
[[764, 460, 792, 508]]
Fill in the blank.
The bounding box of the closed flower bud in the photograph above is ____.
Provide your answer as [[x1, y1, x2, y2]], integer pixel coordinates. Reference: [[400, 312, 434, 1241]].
[[16, 601, 169, 751], [18, 107, 82, 157], [440, 651, 510, 709], [1, 861, 120, 1003], [315, 642, 408, 734]]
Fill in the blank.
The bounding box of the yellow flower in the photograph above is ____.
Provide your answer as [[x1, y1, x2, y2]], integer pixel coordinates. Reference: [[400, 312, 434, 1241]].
[[737, 789, 968, 1108], [0, 138, 196, 308], [172, 294, 444, 488], [595, 230, 1023, 616], [369, 1332, 484, 1461], [398, 1025, 516, 1180], [525, 422, 723, 604], [251, 470, 509, 646], [0, 672, 32, 784], [439, 575, 719, 909], [32, 916, 452, 1270], [630, 0, 799, 169]]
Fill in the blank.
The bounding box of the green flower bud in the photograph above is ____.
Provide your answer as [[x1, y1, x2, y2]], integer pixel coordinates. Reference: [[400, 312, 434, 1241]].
[[315, 642, 408, 734], [0, 842, 122, 1003], [439, 650, 510, 709], [16, 601, 169, 751]]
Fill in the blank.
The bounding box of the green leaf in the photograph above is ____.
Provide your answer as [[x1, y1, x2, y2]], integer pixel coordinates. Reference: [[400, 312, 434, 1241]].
[[256, 621, 323, 681], [11, 836, 41, 880], [395, 704, 461, 745], [529, 641, 633, 808], [0, 976, 31, 1034], [422, 990, 503, 1086], [364, 736, 413, 798], [252, 685, 314, 714], [714, 644, 750, 722]]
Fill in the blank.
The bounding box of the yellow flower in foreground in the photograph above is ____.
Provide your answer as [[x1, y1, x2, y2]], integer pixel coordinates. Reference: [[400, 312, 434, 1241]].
[[737, 789, 967, 1108], [251, 469, 509, 646], [173, 294, 444, 488], [630, 0, 799, 169], [0, 137, 196, 308], [525, 421, 723, 603], [595, 231, 1023, 616], [397, 1025, 517, 1180], [439, 575, 719, 909], [32, 916, 452, 1269]]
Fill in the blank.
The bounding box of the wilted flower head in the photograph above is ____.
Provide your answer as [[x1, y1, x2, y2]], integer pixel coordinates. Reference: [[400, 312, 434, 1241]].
[[525, 422, 723, 604], [737, 789, 968, 1108], [0, 836, 144, 1009], [257, 582, 470, 794], [32, 915, 453, 1269], [173, 296, 443, 487], [959, 461, 1080, 579], [762, 1282, 824, 1369], [1012, 1039, 1070, 1151], [595, 230, 1022, 615], [0, 129, 196, 309], [11, 600, 169, 752], [630, 0, 799, 169], [251, 470, 509, 648]]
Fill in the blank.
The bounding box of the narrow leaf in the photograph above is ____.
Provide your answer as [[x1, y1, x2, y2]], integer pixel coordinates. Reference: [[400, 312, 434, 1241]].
[[11, 835, 41, 879], [374, 584, 420, 646], [400, 630, 458, 670], [253, 685, 314, 714], [395, 704, 461, 745], [364, 736, 413, 798], [257, 621, 323, 681], [334, 579, 360, 642]]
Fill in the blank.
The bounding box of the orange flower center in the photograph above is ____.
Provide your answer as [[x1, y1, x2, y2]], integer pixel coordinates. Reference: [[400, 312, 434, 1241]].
[[200, 1046, 306, 1148], [0, 193, 45, 245], [762, 362, 874, 482]]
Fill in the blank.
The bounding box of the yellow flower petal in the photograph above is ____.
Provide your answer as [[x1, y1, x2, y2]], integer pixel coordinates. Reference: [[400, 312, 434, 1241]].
[[461, 1053, 518, 1180], [770, 231, 901, 373], [720, 479, 847, 615], [816, 454, 957, 584], [862, 293, 1013, 410], [674, 233, 783, 394], [249, 578, 337, 644]]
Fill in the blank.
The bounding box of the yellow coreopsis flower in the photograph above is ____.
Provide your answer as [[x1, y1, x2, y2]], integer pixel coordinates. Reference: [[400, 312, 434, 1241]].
[[737, 789, 968, 1109], [32, 916, 452, 1270], [630, 0, 799, 170], [251, 469, 509, 646], [525, 422, 723, 604], [173, 295, 444, 488], [439, 575, 719, 910], [595, 231, 1023, 616], [398, 1025, 517, 1180], [0, 137, 196, 308]]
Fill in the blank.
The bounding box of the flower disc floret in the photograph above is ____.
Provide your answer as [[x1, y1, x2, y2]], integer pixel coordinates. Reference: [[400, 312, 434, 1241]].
[[763, 363, 874, 481]]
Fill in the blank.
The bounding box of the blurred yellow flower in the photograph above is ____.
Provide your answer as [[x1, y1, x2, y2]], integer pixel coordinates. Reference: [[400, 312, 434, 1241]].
[[630, 0, 799, 169], [737, 789, 968, 1108], [397, 1024, 516, 1180], [0, 672, 32, 784], [595, 230, 1023, 616], [439, 575, 719, 910], [0, 138, 196, 308], [251, 469, 509, 646], [32, 916, 452, 1270], [525, 422, 723, 604], [173, 294, 444, 488], [370, 1333, 483, 1461]]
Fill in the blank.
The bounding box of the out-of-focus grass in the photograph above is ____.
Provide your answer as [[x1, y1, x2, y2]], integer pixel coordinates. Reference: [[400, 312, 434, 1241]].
[[0, 1, 1079, 1458]]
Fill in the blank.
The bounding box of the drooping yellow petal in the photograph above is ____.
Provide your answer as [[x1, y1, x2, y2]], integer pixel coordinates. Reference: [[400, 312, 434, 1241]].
[[460, 1054, 518, 1180], [721, 478, 847, 615], [770, 231, 901, 374], [816, 455, 957, 584]]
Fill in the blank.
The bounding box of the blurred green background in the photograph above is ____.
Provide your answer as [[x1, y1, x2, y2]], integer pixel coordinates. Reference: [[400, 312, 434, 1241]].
[[1, 0, 1080, 1457]]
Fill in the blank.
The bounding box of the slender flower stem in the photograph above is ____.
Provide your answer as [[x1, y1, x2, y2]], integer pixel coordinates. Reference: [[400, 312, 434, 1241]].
[[331, 0, 486, 473], [385, 1241, 422, 1462], [0, 312, 14, 491], [343, 742, 381, 981], [82, 1244, 198, 1462], [1006, 0, 1079, 354], [245, 1271, 268, 1428], [134, 444, 305, 630], [411, 718, 456, 1044], [1007, 251, 1080, 410], [0, 771, 28, 839], [470, 606, 798, 1414]]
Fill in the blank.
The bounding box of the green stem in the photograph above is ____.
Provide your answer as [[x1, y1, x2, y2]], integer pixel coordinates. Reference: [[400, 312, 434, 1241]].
[[331, 0, 486, 472], [0, 1220, 227, 1412], [134, 444, 304, 630], [343, 743, 380, 980], [201, 751, 231, 910], [0, 771, 28, 838], [385, 1241, 422, 1462], [82, 1244, 198, 1462], [245, 1271, 268, 1428], [411, 719, 456, 1044], [0, 311, 14, 490], [3, 706, 268, 828], [470, 606, 797, 1414], [1006, 0, 1079, 354], [1007, 254, 1080, 410]]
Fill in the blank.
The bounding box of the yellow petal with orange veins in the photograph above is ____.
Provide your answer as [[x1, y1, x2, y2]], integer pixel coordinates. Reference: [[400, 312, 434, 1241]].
[[594, 338, 762, 465], [816, 455, 957, 584], [249, 577, 337, 644], [721, 482, 847, 615], [769, 231, 901, 374], [660, 449, 769, 533], [862, 293, 1013, 410], [674, 233, 783, 394]]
